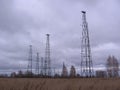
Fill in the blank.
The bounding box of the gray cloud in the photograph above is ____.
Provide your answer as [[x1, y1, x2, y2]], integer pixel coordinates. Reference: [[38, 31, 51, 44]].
[[0, 0, 120, 74]]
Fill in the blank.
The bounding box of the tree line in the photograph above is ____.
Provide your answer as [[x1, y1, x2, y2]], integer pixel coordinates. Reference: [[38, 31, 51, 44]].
[[0, 55, 119, 78]]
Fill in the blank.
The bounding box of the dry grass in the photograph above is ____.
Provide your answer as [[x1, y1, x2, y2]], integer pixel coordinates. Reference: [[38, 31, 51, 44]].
[[0, 78, 120, 90]]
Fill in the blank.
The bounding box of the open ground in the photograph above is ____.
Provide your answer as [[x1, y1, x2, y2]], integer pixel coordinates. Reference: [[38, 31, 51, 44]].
[[0, 78, 120, 90]]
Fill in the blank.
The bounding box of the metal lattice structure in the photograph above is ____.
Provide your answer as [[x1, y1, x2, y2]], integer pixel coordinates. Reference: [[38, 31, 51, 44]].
[[35, 52, 40, 75], [44, 34, 51, 76], [40, 57, 44, 75], [81, 11, 94, 77], [27, 45, 33, 75]]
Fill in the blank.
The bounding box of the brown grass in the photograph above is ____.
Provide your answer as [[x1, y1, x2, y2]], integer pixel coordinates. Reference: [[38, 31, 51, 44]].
[[0, 78, 120, 90]]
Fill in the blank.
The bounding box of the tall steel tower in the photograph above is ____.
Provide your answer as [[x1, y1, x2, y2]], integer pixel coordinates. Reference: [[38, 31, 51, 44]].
[[81, 11, 93, 77], [44, 34, 51, 76], [27, 45, 33, 75], [35, 52, 40, 75]]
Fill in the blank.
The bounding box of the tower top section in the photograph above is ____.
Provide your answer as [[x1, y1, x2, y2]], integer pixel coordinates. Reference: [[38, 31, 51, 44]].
[[29, 45, 32, 47], [46, 34, 50, 36], [81, 11, 87, 23], [81, 11, 86, 14]]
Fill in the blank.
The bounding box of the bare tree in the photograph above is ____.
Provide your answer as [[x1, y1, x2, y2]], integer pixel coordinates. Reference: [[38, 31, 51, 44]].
[[106, 56, 119, 78], [70, 65, 76, 78], [106, 56, 112, 77], [17, 70, 23, 77], [11, 72, 16, 78], [61, 62, 68, 77], [112, 56, 119, 77]]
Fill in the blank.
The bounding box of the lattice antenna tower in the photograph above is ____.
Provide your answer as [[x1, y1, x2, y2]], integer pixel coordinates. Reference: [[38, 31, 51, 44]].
[[81, 11, 94, 77], [36, 52, 40, 75], [41, 57, 44, 75], [44, 34, 51, 76], [27, 45, 33, 74]]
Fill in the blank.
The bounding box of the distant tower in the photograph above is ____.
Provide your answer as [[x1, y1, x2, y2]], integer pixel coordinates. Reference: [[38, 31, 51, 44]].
[[44, 34, 51, 76], [35, 52, 40, 75], [27, 45, 33, 75], [40, 57, 44, 75], [81, 11, 93, 77]]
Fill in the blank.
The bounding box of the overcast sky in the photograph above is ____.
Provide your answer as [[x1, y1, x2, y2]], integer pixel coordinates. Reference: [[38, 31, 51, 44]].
[[0, 0, 120, 74]]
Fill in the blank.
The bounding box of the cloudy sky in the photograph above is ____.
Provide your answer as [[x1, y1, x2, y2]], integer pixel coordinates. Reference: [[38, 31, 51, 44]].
[[0, 0, 120, 74]]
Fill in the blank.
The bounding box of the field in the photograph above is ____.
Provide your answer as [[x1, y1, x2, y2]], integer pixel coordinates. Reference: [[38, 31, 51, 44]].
[[0, 78, 120, 90]]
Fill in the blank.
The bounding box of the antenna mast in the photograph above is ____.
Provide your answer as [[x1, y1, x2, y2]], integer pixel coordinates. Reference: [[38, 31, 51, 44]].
[[81, 11, 94, 77]]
